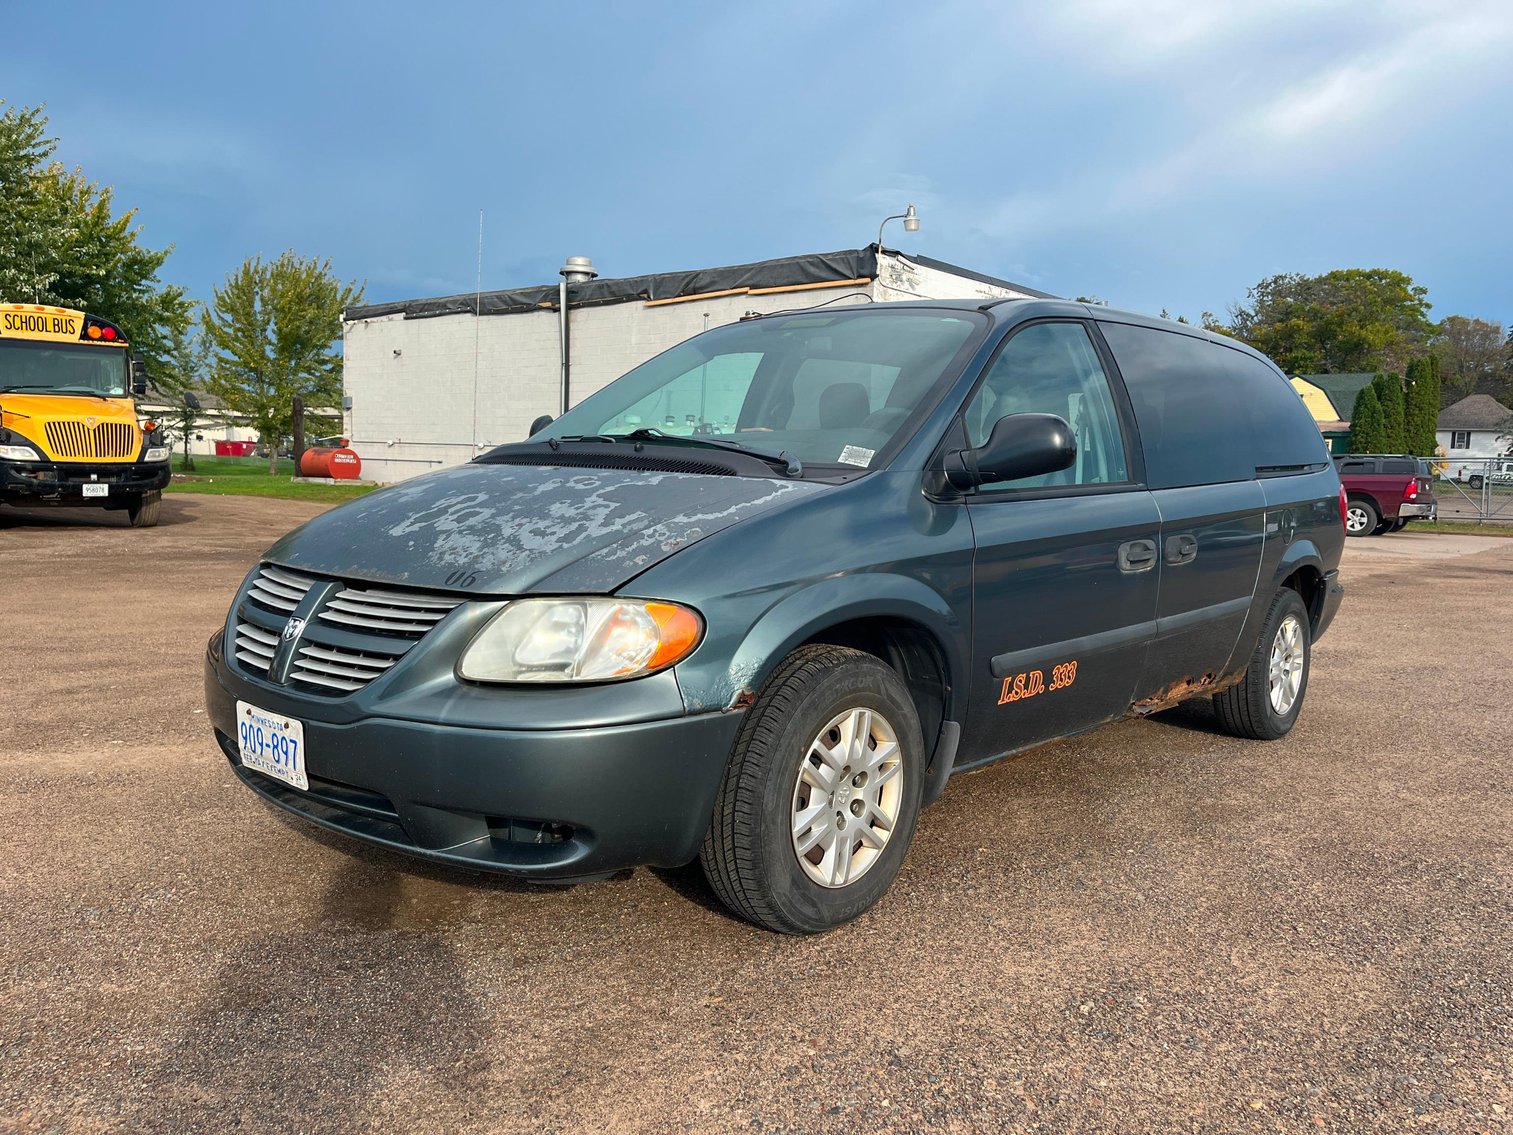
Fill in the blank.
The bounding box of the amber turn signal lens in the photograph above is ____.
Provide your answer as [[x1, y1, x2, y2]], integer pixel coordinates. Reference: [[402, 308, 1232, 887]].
[[87, 326, 102, 339], [645, 602, 702, 670]]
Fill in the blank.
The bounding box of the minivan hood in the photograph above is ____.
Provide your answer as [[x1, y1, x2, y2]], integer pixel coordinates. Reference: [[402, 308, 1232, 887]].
[[262, 462, 823, 595]]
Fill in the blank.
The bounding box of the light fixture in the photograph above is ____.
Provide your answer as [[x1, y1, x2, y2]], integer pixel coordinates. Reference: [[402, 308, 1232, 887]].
[[877, 204, 921, 252]]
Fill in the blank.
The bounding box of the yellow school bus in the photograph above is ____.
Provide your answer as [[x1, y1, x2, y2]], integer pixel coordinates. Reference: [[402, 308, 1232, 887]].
[[0, 303, 171, 526]]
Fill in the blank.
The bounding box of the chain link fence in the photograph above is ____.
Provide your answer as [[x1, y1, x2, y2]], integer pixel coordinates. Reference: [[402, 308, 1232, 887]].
[[1432, 456, 1513, 524]]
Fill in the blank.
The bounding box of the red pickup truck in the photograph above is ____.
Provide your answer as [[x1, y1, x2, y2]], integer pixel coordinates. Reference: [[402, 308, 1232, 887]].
[[1335, 454, 1438, 536]]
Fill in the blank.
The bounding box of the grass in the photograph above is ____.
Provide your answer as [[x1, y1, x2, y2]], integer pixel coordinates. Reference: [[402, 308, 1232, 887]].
[[164, 455, 378, 503], [1406, 520, 1513, 538]]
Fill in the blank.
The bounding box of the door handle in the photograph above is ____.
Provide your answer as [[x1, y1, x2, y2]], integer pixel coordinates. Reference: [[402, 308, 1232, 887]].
[[1164, 533, 1198, 566], [1118, 538, 1158, 573]]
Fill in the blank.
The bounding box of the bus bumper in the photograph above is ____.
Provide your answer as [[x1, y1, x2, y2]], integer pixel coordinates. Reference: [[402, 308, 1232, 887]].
[[0, 459, 170, 504]]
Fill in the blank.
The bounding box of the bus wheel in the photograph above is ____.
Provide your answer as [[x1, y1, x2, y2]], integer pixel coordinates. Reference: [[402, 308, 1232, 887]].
[[128, 490, 161, 527]]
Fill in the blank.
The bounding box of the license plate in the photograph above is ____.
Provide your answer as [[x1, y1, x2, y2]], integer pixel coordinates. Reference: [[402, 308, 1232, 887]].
[[82, 483, 108, 498], [235, 700, 308, 790]]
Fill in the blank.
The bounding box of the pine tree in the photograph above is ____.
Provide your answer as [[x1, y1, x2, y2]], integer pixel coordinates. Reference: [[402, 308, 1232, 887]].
[[1349, 385, 1387, 453], [1404, 357, 1440, 456], [1372, 372, 1407, 452]]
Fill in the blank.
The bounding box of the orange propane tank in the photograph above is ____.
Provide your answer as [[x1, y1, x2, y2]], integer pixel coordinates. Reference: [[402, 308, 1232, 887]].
[[298, 445, 362, 480]]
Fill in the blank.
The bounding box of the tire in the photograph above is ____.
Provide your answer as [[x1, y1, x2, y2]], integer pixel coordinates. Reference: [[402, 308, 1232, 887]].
[[127, 490, 161, 528], [1469, 475, 1484, 490], [700, 644, 925, 934], [1391, 519, 1409, 532], [1344, 498, 1377, 537], [1213, 589, 1311, 741]]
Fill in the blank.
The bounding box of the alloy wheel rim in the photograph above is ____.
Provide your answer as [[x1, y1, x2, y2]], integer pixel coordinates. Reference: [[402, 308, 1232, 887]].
[[1268, 614, 1305, 715], [790, 707, 903, 888], [1345, 505, 1370, 533]]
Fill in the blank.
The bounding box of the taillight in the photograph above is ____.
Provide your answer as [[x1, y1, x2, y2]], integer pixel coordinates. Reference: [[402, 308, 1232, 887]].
[[1340, 486, 1348, 527], [1405, 480, 1418, 500]]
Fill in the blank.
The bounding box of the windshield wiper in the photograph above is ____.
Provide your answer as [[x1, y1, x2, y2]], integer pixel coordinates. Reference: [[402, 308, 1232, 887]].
[[621, 428, 802, 477]]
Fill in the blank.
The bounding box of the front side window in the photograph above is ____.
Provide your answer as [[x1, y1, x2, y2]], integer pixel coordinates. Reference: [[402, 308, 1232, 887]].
[[962, 321, 1129, 491], [540, 309, 987, 474]]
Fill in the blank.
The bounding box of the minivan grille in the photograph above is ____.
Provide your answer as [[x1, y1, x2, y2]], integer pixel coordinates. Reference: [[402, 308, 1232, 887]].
[[318, 584, 461, 635], [44, 420, 137, 459], [246, 563, 315, 615], [232, 564, 463, 696]]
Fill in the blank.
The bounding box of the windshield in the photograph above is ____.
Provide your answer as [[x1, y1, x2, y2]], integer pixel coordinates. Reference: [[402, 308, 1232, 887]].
[[539, 308, 987, 472], [0, 338, 129, 397]]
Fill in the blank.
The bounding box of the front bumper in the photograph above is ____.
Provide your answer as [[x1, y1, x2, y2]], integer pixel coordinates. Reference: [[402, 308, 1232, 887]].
[[1398, 501, 1436, 520], [0, 458, 169, 503], [205, 635, 744, 881]]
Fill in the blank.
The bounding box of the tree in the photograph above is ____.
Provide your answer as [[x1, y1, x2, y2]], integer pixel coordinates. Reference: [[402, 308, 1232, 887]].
[[1432, 315, 1507, 404], [1349, 385, 1388, 453], [203, 252, 363, 474], [153, 321, 213, 470], [0, 102, 191, 373], [1225, 269, 1435, 375], [1404, 357, 1440, 457], [1372, 372, 1406, 452]]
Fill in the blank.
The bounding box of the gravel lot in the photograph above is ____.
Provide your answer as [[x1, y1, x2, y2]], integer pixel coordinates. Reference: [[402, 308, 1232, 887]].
[[2, 496, 1510, 1134]]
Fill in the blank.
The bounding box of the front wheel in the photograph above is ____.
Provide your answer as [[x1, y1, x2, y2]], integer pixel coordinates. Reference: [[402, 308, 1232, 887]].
[[1344, 498, 1377, 537], [700, 645, 924, 934], [127, 490, 161, 527], [1469, 475, 1485, 490], [1213, 589, 1311, 740]]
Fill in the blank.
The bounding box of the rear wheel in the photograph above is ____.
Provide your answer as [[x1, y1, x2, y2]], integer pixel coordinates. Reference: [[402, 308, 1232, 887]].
[[1469, 474, 1485, 489], [700, 645, 924, 934], [1344, 498, 1377, 537], [1213, 589, 1311, 740], [127, 490, 161, 528], [1390, 518, 1409, 532]]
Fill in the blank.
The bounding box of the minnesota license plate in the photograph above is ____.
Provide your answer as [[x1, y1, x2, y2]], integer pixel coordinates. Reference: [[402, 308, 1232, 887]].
[[235, 700, 308, 790], [82, 483, 108, 498]]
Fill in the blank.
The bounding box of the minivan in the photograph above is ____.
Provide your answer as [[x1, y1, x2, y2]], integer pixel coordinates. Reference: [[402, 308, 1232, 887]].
[[205, 300, 1346, 933]]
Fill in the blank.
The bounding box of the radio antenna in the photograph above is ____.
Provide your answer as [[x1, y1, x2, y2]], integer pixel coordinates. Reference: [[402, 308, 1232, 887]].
[[471, 209, 483, 451]]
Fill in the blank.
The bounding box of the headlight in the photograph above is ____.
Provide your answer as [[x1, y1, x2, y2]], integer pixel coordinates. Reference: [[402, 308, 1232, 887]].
[[144, 446, 170, 462], [458, 598, 702, 683], [0, 444, 42, 461]]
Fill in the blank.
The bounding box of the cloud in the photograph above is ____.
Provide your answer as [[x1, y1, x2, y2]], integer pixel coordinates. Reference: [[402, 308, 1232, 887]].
[[970, 1, 1513, 245]]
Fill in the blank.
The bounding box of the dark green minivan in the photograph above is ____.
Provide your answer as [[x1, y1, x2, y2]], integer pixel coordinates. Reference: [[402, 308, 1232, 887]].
[[205, 300, 1345, 933]]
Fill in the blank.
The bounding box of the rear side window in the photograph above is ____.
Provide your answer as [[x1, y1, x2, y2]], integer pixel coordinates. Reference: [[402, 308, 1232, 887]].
[[1381, 458, 1416, 473], [1097, 322, 1251, 488], [1221, 350, 1331, 469], [1337, 459, 1374, 473]]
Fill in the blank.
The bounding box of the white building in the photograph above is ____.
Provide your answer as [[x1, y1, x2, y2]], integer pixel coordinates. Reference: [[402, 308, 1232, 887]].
[[1436, 393, 1512, 479], [138, 390, 261, 457], [341, 246, 1053, 483]]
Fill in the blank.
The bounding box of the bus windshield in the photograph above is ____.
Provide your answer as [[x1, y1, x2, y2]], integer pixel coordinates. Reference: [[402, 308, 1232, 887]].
[[0, 338, 130, 397]]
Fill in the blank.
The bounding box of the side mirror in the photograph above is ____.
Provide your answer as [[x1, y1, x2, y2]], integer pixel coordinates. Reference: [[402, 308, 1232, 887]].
[[528, 413, 554, 438], [945, 412, 1076, 490], [131, 358, 149, 397]]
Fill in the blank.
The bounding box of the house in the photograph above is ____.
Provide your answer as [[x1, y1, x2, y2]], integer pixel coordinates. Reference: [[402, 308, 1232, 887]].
[[340, 246, 1055, 483], [1436, 393, 1512, 479], [1290, 373, 1379, 453]]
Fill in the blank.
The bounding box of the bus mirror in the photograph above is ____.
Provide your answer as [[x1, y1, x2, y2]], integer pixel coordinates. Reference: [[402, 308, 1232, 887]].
[[131, 358, 149, 397]]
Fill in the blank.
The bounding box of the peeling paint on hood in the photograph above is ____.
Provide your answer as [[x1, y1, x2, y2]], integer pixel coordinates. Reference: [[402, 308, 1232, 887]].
[[261, 462, 824, 594]]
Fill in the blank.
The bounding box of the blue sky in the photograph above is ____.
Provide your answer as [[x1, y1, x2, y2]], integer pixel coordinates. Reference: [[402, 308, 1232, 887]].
[[7, 0, 1512, 326]]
